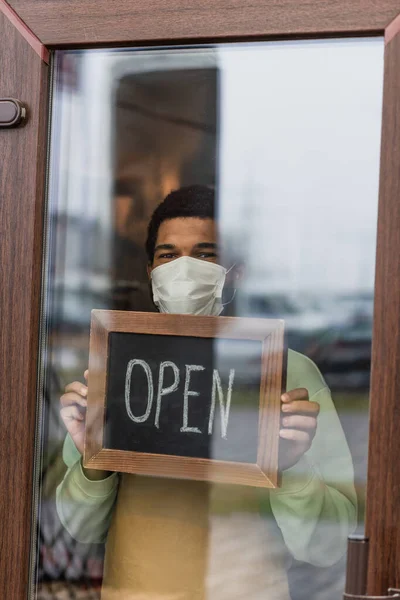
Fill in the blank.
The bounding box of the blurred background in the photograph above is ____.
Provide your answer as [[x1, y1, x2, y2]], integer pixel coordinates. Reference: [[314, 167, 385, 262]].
[[35, 40, 383, 599]]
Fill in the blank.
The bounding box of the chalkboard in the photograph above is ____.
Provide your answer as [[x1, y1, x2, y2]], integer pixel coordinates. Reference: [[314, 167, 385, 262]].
[[84, 310, 284, 488], [105, 332, 261, 462]]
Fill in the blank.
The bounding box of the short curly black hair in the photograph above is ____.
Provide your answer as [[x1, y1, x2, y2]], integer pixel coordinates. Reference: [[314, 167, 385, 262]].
[[145, 185, 215, 263]]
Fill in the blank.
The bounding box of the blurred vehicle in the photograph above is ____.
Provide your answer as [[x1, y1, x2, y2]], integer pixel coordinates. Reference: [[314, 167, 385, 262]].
[[239, 293, 347, 352], [230, 292, 373, 389], [306, 313, 372, 391]]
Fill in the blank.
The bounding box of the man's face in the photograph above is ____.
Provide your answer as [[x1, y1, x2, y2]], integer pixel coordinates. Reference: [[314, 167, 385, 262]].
[[148, 217, 219, 274]]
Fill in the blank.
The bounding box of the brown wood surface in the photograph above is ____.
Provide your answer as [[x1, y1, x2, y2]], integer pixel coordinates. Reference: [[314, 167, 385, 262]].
[[0, 0, 49, 62], [366, 26, 400, 595], [0, 9, 48, 600], [257, 323, 283, 486], [90, 309, 285, 340], [84, 312, 110, 462], [5, 0, 400, 47], [84, 310, 283, 487], [86, 450, 276, 487]]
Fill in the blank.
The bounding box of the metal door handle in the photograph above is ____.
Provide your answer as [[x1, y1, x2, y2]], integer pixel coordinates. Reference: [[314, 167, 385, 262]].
[[0, 98, 26, 128]]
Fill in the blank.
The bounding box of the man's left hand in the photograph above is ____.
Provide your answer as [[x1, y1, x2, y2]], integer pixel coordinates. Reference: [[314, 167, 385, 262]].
[[279, 388, 320, 471]]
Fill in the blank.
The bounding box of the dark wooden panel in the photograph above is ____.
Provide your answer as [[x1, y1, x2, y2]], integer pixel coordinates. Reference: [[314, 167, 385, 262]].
[[6, 0, 400, 47], [366, 29, 400, 596], [0, 10, 48, 599]]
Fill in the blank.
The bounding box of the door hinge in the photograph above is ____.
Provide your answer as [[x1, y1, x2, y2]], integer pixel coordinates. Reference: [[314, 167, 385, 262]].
[[343, 536, 400, 598]]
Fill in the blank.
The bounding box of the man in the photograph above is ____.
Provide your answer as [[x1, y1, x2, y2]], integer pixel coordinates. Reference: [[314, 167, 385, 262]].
[[57, 185, 356, 599]]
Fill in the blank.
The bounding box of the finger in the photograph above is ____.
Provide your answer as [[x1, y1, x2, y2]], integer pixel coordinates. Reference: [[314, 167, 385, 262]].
[[60, 391, 87, 408], [60, 405, 85, 423], [281, 400, 320, 416], [281, 415, 317, 432], [64, 381, 88, 397], [279, 429, 310, 445], [281, 388, 309, 403], [84, 370, 89, 381]]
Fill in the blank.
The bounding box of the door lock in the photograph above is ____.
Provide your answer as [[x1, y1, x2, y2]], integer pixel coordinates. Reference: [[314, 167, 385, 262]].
[[0, 99, 26, 128]]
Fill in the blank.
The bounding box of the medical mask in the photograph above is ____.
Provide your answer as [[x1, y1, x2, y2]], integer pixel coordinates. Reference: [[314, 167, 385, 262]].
[[151, 256, 228, 316]]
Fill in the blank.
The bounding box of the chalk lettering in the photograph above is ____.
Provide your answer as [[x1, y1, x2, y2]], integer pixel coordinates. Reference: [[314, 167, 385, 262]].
[[155, 361, 180, 429], [124, 359, 235, 438], [181, 364, 205, 434], [125, 359, 154, 423], [208, 368, 235, 439]]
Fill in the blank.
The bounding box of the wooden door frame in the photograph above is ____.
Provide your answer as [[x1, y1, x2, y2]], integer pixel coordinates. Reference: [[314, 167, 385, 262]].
[[1, 0, 400, 597]]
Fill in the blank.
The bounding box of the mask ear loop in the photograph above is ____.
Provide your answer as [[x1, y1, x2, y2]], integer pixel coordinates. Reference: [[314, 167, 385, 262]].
[[221, 263, 237, 309], [222, 288, 237, 308]]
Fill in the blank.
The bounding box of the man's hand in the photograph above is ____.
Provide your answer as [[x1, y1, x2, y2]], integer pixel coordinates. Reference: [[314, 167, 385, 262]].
[[60, 370, 109, 480], [279, 388, 320, 471], [60, 370, 88, 455]]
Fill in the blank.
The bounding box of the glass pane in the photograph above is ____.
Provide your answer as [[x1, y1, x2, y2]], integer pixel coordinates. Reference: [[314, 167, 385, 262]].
[[32, 39, 384, 600]]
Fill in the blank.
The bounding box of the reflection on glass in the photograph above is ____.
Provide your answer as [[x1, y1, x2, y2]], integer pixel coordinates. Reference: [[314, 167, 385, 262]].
[[33, 39, 384, 600]]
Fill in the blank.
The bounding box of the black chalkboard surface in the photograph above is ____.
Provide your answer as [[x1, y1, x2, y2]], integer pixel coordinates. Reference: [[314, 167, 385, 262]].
[[104, 332, 261, 463], [85, 310, 284, 488]]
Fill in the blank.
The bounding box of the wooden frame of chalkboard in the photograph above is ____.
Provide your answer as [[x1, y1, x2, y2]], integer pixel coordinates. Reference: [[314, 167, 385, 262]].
[[84, 309, 284, 488]]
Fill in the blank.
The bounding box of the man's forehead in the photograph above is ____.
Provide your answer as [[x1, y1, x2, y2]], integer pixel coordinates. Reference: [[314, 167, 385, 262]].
[[156, 217, 217, 244]]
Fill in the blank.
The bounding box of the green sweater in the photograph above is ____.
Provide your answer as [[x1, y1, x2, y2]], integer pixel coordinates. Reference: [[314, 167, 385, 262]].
[[56, 349, 356, 596]]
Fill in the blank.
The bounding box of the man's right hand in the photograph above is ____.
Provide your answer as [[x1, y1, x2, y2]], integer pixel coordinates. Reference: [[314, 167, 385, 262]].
[[60, 370, 110, 481], [60, 369, 89, 455]]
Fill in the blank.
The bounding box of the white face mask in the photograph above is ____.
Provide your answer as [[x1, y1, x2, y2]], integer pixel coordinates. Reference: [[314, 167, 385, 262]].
[[151, 256, 227, 316]]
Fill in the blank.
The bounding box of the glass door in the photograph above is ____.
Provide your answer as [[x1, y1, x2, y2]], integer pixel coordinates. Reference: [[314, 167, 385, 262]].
[[31, 38, 384, 600]]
